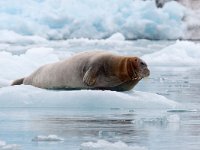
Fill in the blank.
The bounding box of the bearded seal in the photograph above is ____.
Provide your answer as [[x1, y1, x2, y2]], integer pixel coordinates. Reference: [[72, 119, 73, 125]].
[[11, 51, 150, 91]]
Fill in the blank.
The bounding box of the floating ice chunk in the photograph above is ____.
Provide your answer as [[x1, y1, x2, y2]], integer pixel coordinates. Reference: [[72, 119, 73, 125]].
[[0, 140, 20, 150], [81, 140, 147, 150], [135, 117, 167, 125], [132, 114, 181, 128], [0, 85, 179, 109], [0, 141, 6, 147], [167, 114, 180, 123], [107, 33, 125, 41], [142, 41, 200, 66], [0, 144, 20, 150], [32, 135, 64, 142]]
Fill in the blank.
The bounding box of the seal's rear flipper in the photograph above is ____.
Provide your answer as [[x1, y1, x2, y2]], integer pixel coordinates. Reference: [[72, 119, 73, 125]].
[[11, 78, 24, 86]]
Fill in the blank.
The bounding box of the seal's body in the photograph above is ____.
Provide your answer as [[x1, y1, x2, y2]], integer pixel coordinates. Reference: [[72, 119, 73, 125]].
[[12, 51, 150, 91]]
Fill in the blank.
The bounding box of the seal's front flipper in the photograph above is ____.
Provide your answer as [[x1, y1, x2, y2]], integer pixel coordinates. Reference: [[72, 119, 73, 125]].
[[83, 67, 98, 86]]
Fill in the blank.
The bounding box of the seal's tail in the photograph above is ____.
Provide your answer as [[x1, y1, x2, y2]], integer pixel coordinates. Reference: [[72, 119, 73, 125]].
[[11, 78, 24, 86]]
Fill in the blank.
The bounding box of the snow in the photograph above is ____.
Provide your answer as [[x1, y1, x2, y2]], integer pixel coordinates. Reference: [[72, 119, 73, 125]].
[[81, 140, 147, 150], [32, 135, 64, 142], [142, 41, 200, 66], [0, 0, 189, 40]]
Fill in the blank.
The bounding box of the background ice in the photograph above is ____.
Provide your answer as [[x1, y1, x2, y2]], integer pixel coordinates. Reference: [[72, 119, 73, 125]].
[[0, 47, 59, 80], [0, 0, 190, 40], [142, 41, 200, 66], [0, 140, 20, 150]]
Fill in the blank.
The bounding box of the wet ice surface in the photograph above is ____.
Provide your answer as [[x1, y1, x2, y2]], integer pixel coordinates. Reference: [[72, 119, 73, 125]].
[[0, 40, 200, 150]]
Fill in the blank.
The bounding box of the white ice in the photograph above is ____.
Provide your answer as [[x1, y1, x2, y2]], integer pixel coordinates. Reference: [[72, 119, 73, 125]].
[[142, 40, 200, 66], [81, 140, 147, 150], [0, 85, 179, 109], [0, 140, 20, 150], [0, 47, 59, 80], [0, 0, 191, 40]]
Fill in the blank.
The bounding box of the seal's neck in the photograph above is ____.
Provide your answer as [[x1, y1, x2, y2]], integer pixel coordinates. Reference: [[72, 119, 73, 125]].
[[111, 56, 132, 82]]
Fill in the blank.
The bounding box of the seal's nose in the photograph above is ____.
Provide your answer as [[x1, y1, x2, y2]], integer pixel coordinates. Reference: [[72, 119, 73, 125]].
[[145, 68, 150, 77], [147, 69, 150, 76]]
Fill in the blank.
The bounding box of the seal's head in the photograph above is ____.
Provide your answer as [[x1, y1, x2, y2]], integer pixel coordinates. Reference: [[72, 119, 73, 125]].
[[127, 57, 150, 80]]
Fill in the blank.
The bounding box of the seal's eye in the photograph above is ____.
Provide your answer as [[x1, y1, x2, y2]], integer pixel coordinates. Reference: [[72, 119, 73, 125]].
[[140, 61, 146, 67]]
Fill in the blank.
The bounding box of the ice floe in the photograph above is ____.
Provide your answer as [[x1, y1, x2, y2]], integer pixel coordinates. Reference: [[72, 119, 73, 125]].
[[81, 140, 147, 150], [0, 85, 179, 109], [142, 41, 200, 66], [0, 140, 20, 150], [32, 135, 64, 142], [167, 114, 180, 123]]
